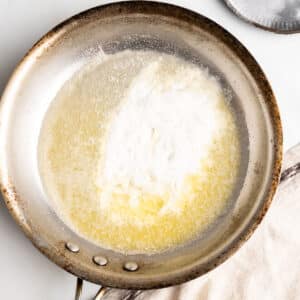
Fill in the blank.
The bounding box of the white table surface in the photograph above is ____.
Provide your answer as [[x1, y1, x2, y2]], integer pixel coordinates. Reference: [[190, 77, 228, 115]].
[[0, 0, 300, 299]]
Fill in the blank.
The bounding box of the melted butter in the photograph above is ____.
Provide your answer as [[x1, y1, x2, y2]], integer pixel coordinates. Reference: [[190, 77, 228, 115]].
[[38, 51, 240, 254]]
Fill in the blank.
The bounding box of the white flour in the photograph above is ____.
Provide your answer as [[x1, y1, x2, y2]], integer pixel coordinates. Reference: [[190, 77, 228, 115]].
[[98, 57, 228, 211]]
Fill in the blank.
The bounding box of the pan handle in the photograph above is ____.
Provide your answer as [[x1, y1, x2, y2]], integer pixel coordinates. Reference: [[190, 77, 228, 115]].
[[75, 278, 108, 300], [74, 278, 143, 300]]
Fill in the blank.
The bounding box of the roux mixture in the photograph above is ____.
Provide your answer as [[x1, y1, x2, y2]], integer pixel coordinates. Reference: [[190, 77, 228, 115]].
[[38, 51, 240, 253]]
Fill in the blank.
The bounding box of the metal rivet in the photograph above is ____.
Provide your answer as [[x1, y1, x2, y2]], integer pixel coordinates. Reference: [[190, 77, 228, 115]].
[[93, 255, 108, 266], [123, 261, 139, 272], [65, 242, 80, 253]]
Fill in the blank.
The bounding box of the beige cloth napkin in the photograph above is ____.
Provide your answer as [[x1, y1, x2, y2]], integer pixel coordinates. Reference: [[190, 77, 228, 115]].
[[104, 145, 300, 300]]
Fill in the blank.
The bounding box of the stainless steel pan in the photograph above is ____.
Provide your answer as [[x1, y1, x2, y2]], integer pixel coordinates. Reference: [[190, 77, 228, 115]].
[[0, 1, 282, 299]]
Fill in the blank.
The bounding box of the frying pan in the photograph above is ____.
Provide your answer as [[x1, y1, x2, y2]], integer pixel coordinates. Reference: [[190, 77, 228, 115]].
[[0, 1, 282, 299]]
